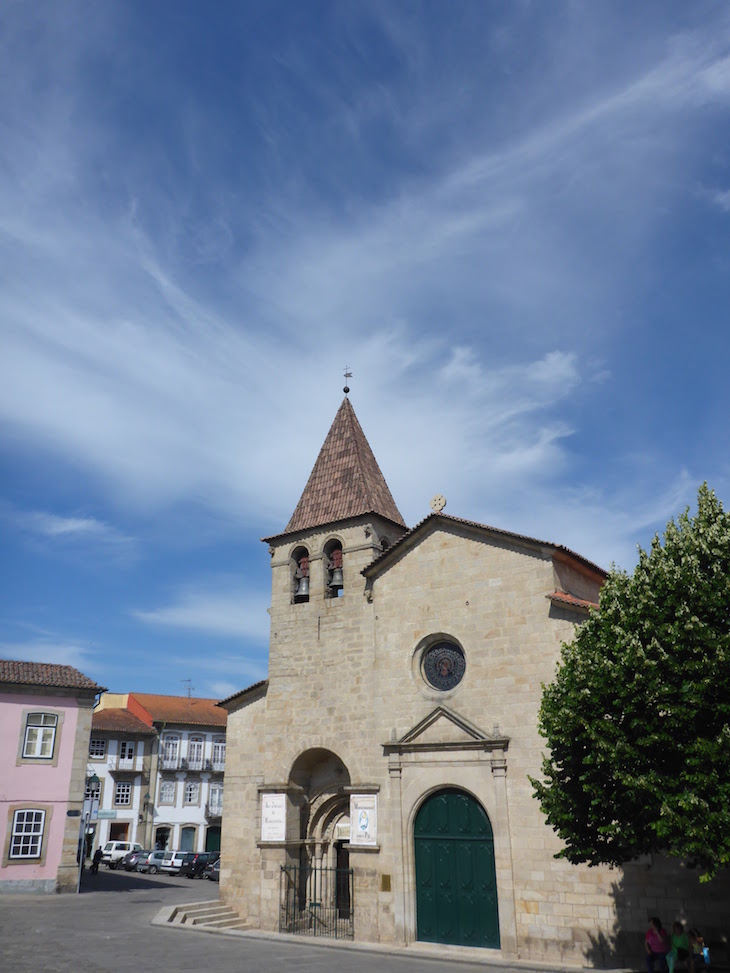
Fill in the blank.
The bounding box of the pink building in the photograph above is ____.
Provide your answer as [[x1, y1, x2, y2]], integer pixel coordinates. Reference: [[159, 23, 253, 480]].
[[0, 660, 104, 893]]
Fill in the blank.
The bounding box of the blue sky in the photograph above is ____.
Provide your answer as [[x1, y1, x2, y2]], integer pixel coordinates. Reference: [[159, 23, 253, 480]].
[[2, 1, 729, 699]]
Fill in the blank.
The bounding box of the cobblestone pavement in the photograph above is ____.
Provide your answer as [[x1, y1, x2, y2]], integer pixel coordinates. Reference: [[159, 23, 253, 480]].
[[0, 868, 636, 973]]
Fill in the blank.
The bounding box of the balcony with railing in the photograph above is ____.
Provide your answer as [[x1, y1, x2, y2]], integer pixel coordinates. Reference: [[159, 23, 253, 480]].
[[158, 756, 225, 773], [107, 754, 149, 779], [205, 798, 224, 821]]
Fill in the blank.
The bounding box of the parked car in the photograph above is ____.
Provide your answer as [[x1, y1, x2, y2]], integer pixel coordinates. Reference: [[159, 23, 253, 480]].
[[101, 840, 143, 869], [160, 850, 190, 875], [180, 852, 219, 878], [122, 849, 151, 871], [136, 850, 166, 874], [204, 858, 221, 882]]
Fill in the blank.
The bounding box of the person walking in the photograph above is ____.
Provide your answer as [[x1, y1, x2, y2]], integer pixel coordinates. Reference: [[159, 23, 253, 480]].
[[90, 846, 103, 875]]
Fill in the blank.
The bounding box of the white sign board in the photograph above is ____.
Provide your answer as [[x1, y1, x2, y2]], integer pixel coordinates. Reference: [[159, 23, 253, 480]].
[[82, 798, 100, 821], [349, 794, 377, 846], [261, 792, 287, 842]]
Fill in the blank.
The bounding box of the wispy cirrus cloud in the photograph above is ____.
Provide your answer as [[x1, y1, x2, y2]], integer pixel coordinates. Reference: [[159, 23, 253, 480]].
[[131, 578, 269, 641], [0, 1, 728, 580], [0, 637, 97, 674], [1, 503, 137, 562]]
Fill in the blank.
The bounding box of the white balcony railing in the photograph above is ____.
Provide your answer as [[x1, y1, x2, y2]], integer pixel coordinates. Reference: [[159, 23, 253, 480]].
[[108, 755, 143, 772]]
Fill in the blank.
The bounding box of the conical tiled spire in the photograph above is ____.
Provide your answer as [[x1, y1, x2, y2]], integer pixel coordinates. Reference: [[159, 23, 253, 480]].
[[284, 398, 405, 534]]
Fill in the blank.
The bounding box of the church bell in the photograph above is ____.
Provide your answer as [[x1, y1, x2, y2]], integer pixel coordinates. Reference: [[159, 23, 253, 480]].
[[328, 568, 344, 591], [295, 576, 310, 599]]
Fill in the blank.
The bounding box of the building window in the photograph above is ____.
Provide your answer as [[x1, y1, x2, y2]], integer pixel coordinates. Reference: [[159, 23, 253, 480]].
[[23, 713, 58, 759], [89, 738, 106, 759], [9, 809, 45, 859], [188, 737, 203, 770], [184, 781, 200, 805], [422, 640, 466, 691], [120, 741, 135, 760], [212, 738, 226, 771], [208, 784, 223, 816], [114, 781, 132, 806], [85, 776, 101, 800], [159, 779, 175, 805], [162, 735, 179, 770]]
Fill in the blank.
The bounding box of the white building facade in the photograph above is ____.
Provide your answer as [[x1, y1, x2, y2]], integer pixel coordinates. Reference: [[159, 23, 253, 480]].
[[90, 692, 226, 854]]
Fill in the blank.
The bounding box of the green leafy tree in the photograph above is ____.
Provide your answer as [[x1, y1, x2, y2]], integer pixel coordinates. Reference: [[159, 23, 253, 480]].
[[531, 484, 730, 880]]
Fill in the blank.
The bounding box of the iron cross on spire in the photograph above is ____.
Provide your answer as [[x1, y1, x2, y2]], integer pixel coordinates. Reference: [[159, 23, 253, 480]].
[[343, 367, 352, 395]]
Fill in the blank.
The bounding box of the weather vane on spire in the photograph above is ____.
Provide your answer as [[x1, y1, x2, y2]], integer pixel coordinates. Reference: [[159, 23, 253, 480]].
[[343, 366, 352, 395]]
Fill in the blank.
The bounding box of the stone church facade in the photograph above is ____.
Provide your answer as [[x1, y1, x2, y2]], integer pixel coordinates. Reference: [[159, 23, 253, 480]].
[[220, 397, 729, 966]]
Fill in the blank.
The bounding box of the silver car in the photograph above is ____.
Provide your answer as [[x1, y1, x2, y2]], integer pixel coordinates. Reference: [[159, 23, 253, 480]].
[[136, 849, 167, 874]]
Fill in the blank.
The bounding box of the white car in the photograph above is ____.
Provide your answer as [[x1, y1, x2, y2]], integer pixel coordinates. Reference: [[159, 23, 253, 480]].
[[101, 840, 143, 869], [160, 849, 189, 874]]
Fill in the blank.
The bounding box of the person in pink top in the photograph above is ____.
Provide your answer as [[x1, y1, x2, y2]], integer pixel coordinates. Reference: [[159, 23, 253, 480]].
[[645, 917, 670, 973]]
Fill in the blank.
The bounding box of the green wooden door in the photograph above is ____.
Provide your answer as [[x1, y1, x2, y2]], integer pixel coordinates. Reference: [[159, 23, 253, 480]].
[[414, 789, 500, 948]]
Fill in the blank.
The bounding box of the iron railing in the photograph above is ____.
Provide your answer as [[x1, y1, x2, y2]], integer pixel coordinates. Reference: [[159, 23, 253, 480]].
[[159, 756, 225, 772], [280, 864, 353, 940]]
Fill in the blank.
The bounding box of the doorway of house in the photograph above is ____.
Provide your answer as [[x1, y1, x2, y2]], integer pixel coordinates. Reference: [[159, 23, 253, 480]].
[[154, 826, 171, 850], [109, 823, 129, 841], [414, 788, 500, 948]]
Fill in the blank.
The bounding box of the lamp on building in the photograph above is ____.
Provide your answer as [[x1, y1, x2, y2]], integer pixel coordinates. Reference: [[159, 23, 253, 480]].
[[140, 791, 151, 824]]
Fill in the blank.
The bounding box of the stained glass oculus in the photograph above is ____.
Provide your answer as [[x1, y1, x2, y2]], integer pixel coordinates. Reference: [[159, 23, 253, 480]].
[[422, 642, 465, 691]]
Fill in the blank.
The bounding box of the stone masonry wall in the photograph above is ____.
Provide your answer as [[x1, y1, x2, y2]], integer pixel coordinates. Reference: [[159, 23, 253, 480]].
[[222, 517, 729, 967]]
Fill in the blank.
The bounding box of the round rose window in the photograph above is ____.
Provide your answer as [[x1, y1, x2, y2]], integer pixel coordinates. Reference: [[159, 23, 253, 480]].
[[422, 642, 466, 691]]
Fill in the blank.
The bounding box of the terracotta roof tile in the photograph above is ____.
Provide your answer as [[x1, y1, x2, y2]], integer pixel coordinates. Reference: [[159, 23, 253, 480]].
[[217, 679, 268, 709], [0, 659, 104, 692], [129, 692, 227, 727], [275, 398, 405, 538], [547, 590, 599, 611], [92, 708, 157, 734]]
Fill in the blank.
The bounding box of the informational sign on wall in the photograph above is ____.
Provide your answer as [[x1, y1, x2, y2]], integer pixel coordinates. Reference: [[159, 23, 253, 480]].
[[349, 794, 377, 846], [260, 792, 287, 842]]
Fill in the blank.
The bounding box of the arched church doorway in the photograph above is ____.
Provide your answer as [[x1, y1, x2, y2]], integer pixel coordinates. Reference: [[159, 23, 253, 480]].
[[279, 748, 354, 939], [414, 788, 500, 948]]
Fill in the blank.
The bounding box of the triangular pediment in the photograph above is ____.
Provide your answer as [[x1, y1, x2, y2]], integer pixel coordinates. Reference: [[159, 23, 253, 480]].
[[383, 705, 509, 755]]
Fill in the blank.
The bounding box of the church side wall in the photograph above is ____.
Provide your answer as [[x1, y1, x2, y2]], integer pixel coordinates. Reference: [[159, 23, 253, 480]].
[[220, 694, 266, 923]]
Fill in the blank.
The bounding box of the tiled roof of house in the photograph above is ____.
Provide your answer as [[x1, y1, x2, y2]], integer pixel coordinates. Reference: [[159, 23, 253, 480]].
[[547, 590, 599, 612], [92, 708, 157, 734], [217, 679, 268, 709], [0, 659, 105, 692], [267, 397, 405, 539], [129, 692, 227, 727], [362, 512, 607, 580]]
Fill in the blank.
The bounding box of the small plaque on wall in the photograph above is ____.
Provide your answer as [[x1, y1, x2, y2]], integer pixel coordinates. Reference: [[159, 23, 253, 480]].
[[261, 792, 286, 842], [349, 794, 377, 846]]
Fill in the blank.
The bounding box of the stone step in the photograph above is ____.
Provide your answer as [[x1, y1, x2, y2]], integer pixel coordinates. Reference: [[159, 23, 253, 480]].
[[181, 903, 230, 919], [204, 916, 249, 929], [188, 908, 236, 925], [166, 899, 247, 932]]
